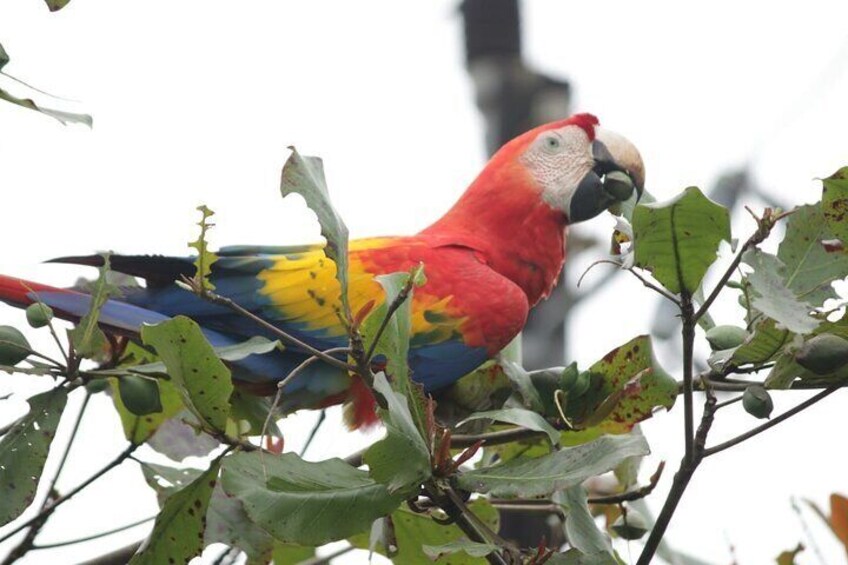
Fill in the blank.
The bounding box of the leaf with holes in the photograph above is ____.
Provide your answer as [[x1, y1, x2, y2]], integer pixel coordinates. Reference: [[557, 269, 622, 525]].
[[141, 316, 233, 433], [129, 455, 222, 565], [0, 388, 67, 527], [633, 186, 730, 294]]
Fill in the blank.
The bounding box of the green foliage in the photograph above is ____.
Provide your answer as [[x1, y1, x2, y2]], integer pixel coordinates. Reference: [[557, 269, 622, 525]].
[[188, 205, 218, 292], [110, 374, 183, 445], [349, 500, 500, 565], [743, 248, 819, 334], [44, 0, 72, 11], [564, 336, 677, 434], [130, 456, 223, 565], [0, 325, 31, 366], [361, 267, 428, 436], [822, 167, 848, 243], [280, 148, 351, 317], [457, 434, 648, 498], [422, 539, 499, 560], [0, 388, 67, 526], [363, 372, 431, 496], [459, 407, 560, 445], [141, 316, 233, 433], [554, 486, 614, 555], [68, 254, 114, 359], [633, 186, 731, 295], [221, 451, 404, 545]]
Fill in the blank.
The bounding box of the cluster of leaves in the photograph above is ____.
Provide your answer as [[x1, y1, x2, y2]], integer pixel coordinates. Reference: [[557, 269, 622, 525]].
[[2, 159, 848, 565]]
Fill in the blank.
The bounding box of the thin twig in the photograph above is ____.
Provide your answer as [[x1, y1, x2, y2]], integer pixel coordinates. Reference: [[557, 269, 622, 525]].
[[260, 347, 349, 446], [693, 208, 786, 322], [588, 461, 665, 504], [627, 268, 681, 305], [704, 386, 839, 457], [680, 298, 696, 466], [30, 515, 154, 550], [187, 283, 354, 372], [0, 443, 139, 548], [300, 409, 327, 457], [365, 275, 415, 361]]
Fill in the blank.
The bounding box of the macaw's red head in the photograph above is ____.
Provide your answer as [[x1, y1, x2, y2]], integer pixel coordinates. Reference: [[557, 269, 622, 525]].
[[489, 113, 645, 224]]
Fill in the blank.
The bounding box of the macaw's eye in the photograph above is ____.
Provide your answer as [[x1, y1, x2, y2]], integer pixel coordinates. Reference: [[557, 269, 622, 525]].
[[544, 136, 562, 151]]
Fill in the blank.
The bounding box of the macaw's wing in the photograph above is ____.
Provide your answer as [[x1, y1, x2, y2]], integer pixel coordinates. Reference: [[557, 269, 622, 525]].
[[47, 238, 530, 400]]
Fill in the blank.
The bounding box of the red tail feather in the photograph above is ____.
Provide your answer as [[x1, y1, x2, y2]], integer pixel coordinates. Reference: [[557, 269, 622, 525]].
[[0, 275, 64, 308]]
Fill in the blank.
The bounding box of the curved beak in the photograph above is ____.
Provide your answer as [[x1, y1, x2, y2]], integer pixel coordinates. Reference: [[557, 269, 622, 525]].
[[569, 128, 645, 223]]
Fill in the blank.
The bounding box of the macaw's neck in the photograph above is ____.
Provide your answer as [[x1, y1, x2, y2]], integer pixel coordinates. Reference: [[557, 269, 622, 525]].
[[420, 164, 567, 306]]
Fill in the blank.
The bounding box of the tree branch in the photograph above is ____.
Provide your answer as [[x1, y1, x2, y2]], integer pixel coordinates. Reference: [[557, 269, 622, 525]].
[[0, 442, 139, 552], [704, 385, 840, 457]]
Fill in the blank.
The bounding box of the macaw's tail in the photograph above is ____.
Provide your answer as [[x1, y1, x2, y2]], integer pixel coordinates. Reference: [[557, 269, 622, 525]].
[[0, 274, 380, 427]]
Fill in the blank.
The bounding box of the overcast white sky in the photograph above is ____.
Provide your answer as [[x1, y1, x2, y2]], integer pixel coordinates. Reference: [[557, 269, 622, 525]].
[[1, 1, 848, 563]]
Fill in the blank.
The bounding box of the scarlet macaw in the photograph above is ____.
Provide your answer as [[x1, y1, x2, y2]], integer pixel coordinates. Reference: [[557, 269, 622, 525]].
[[0, 114, 643, 427]]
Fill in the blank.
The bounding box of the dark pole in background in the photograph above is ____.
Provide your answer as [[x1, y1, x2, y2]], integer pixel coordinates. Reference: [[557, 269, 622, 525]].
[[460, 0, 572, 371], [460, 0, 571, 548]]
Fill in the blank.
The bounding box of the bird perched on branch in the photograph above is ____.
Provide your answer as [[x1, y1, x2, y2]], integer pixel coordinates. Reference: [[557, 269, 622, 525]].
[[0, 113, 643, 427]]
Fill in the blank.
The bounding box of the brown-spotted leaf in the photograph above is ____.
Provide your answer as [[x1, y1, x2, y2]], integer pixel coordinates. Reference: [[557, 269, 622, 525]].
[[560, 336, 676, 435], [831, 493, 848, 552]]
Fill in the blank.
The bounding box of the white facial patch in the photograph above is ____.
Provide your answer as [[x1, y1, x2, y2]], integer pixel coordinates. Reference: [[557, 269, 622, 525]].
[[519, 125, 594, 213]]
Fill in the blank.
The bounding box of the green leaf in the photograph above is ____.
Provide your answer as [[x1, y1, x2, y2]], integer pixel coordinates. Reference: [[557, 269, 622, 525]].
[[205, 483, 277, 562], [743, 249, 819, 334], [0, 87, 92, 126], [146, 410, 221, 461], [141, 316, 233, 433], [129, 455, 222, 565], [127, 336, 280, 376], [0, 388, 67, 527], [188, 205, 218, 292], [363, 372, 431, 496], [271, 543, 315, 565], [823, 168, 848, 243], [44, 0, 72, 11], [349, 500, 499, 565], [553, 486, 614, 555], [68, 254, 114, 358], [728, 318, 793, 367], [280, 148, 350, 317], [565, 336, 677, 434], [777, 204, 848, 307], [221, 451, 403, 545], [459, 408, 560, 445], [457, 433, 649, 498], [0, 43, 8, 72], [110, 374, 183, 445], [546, 550, 618, 564], [361, 267, 428, 437], [633, 186, 731, 294], [500, 360, 545, 413], [422, 539, 499, 560]]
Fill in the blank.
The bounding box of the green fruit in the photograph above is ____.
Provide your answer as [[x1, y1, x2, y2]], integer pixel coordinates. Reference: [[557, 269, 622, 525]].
[[742, 385, 773, 419], [705, 325, 748, 351], [603, 171, 635, 201], [0, 325, 31, 366], [795, 334, 848, 375], [611, 510, 649, 540], [25, 303, 54, 328], [118, 375, 163, 416]]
